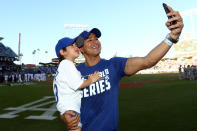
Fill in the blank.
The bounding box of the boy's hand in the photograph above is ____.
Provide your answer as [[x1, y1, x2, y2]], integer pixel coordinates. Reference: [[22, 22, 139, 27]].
[[89, 71, 101, 83]]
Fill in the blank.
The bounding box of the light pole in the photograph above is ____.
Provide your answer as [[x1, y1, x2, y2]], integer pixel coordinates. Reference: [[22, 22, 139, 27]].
[[18, 33, 21, 63], [37, 48, 40, 65], [45, 51, 48, 63]]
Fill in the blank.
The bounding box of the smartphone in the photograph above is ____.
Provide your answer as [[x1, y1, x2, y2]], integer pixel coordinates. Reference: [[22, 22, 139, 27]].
[[163, 3, 176, 25]]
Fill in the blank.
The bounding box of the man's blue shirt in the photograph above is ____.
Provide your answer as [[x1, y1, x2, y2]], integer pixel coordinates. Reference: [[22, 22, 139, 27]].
[[77, 57, 128, 131]]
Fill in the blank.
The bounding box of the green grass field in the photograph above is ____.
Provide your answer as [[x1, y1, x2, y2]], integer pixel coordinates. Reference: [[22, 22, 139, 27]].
[[0, 73, 197, 131]]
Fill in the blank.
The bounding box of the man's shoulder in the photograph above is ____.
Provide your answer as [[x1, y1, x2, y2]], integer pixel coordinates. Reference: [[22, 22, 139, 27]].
[[109, 57, 128, 62], [76, 62, 85, 69]]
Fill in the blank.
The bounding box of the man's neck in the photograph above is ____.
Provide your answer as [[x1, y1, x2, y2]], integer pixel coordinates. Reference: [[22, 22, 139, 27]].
[[84, 55, 101, 66]]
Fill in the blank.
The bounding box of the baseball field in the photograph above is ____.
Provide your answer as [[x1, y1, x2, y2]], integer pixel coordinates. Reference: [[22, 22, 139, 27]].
[[0, 73, 197, 131]]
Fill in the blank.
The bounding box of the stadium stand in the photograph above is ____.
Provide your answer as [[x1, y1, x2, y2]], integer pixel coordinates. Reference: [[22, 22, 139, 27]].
[[140, 39, 197, 74], [0, 42, 18, 82]]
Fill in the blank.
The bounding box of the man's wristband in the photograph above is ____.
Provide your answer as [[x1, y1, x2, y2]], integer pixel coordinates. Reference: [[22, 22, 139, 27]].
[[166, 33, 179, 43], [164, 38, 173, 46]]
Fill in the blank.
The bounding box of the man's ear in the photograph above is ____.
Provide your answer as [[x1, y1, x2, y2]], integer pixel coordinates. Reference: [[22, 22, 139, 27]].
[[79, 48, 84, 54]]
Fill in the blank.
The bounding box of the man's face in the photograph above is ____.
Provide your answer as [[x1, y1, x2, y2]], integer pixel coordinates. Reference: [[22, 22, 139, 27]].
[[80, 33, 101, 57]]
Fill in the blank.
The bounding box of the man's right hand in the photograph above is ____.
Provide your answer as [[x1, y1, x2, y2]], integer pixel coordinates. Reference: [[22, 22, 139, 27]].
[[60, 110, 80, 130]]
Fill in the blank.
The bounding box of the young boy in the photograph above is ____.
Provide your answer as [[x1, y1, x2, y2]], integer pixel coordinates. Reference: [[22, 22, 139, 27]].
[[53, 36, 100, 131]]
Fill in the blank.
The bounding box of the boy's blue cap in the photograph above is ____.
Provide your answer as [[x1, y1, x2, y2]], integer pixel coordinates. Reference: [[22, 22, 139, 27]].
[[79, 28, 101, 40], [55, 37, 76, 57]]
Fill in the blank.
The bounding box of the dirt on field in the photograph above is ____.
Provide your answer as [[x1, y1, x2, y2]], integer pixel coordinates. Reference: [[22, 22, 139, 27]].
[[119, 82, 145, 89], [119, 78, 176, 89]]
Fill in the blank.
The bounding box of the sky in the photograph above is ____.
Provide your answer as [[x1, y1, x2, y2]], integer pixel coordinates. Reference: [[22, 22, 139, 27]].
[[0, 0, 197, 65]]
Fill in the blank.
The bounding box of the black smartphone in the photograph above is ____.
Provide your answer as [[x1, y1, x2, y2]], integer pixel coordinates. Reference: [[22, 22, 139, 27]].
[[163, 3, 176, 25]]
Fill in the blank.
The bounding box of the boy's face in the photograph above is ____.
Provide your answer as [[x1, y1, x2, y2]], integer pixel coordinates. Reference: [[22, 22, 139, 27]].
[[60, 43, 81, 60]]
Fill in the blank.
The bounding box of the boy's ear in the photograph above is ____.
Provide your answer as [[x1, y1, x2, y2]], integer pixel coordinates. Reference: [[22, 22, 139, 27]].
[[59, 49, 64, 56]]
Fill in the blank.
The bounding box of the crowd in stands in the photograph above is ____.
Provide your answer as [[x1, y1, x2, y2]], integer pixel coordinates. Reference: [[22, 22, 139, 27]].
[[36, 66, 57, 76], [139, 59, 195, 74]]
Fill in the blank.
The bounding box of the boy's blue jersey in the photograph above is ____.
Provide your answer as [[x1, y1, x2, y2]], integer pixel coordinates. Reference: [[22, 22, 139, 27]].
[[76, 57, 128, 131]]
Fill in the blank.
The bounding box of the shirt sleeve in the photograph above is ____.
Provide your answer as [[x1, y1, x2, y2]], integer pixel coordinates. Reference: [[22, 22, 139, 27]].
[[59, 60, 84, 91], [110, 57, 128, 77]]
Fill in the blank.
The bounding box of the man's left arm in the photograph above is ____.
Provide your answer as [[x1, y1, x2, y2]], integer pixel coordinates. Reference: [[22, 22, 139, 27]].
[[125, 6, 184, 75]]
